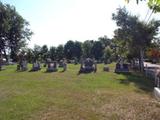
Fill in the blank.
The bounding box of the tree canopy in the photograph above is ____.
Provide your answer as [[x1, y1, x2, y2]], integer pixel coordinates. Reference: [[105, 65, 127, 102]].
[[0, 2, 32, 61], [112, 7, 160, 70]]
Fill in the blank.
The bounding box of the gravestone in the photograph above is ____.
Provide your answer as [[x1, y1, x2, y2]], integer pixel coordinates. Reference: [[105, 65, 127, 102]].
[[115, 63, 129, 73], [58, 60, 64, 68], [46, 61, 58, 72], [59, 59, 67, 72], [103, 66, 110, 72], [79, 58, 97, 73], [62, 62, 67, 72], [17, 53, 28, 71], [115, 59, 129, 73], [17, 60, 28, 71], [30, 62, 41, 71]]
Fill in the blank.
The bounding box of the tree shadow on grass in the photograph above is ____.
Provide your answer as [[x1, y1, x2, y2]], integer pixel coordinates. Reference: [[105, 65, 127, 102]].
[[116, 72, 154, 92], [77, 71, 96, 75]]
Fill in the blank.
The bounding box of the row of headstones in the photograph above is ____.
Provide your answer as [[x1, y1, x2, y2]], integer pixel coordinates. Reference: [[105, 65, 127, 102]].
[[1, 59, 130, 73], [46, 61, 67, 72], [16, 61, 67, 72], [16, 58, 110, 73]]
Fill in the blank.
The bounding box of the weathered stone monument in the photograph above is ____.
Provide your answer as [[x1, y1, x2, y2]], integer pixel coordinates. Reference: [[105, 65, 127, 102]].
[[115, 58, 129, 73], [58, 59, 67, 72], [30, 61, 41, 71], [103, 66, 110, 72], [58, 60, 64, 68], [46, 61, 58, 72], [17, 52, 28, 71], [62, 60, 67, 72], [79, 58, 97, 73]]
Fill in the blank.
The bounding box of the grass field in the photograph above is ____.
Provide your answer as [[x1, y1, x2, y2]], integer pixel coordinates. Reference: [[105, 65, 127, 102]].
[[0, 63, 160, 120]]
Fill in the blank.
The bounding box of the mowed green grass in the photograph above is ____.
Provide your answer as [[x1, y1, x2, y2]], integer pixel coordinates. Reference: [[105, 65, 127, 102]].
[[0, 63, 160, 120]]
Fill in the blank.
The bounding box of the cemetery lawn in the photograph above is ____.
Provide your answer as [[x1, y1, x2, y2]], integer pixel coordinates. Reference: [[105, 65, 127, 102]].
[[0, 63, 160, 120]]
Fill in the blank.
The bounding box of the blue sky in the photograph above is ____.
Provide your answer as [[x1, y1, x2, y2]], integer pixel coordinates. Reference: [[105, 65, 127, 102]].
[[1, 0, 160, 48]]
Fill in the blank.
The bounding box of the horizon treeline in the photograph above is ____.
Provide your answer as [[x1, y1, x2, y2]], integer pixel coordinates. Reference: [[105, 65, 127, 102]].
[[24, 36, 115, 63]]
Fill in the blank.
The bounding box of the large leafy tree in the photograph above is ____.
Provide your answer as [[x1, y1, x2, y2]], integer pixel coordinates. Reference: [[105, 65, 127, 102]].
[[0, 2, 32, 62], [112, 7, 160, 71], [33, 45, 41, 61], [49, 46, 56, 61], [56, 45, 64, 60], [40, 45, 49, 62], [82, 40, 94, 58], [74, 41, 82, 60], [91, 41, 104, 60], [26, 48, 34, 63], [64, 40, 75, 59], [98, 36, 111, 48]]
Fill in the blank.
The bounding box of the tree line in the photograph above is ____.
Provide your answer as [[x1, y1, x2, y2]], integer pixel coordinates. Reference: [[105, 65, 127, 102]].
[[25, 37, 113, 63]]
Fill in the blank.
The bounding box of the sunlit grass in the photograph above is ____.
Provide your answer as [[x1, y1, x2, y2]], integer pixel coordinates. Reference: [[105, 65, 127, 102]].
[[0, 63, 159, 120]]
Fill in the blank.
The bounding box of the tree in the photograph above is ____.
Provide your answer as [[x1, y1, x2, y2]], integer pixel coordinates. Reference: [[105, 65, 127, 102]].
[[91, 41, 104, 60], [73, 41, 82, 60], [98, 36, 111, 48], [33, 45, 41, 61], [26, 48, 34, 63], [112, 7, 160, 71], [40, 45, 48, 62], [82, 40, 94, 58], [56, 45, 64, 60], [64, 40, 75, 59], [148, 0, 160, 13], [0, 2, 32, 62], [103, 46, 113, 63], [49, 46, 56, 61]]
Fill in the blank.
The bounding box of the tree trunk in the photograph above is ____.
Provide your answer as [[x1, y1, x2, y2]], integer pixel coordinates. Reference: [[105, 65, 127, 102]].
[[139, 49, 144, 72]]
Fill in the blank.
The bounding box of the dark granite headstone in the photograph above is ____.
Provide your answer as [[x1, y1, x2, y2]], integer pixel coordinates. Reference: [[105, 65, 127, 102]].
[[79, 58, 97, 73], [30, 62, 41, 71], [46, 61, 58, 72], [115, 63, 129, 73]]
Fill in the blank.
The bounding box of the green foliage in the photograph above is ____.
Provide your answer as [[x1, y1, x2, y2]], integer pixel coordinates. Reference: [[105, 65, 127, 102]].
[[82, 40, 94, 58], [64, 41, 82, 60], [103, 46, 113, 63], [33, 45, 41, 61], [91, 41, 103, 60], [56, 45, 64, 60], [26, 48, 34, 63], [0, 2, 32, 61], [64, 40, 75, 59], [148, 0, 160, 12], [112, 7, 160, 71], [49, 46, 56, 61], [74, 41, 82, 59], [40, 45, 49, 61], [112, 7, 160, 57], [98, 35, 111, 48], [26, 38, 113, 62]]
